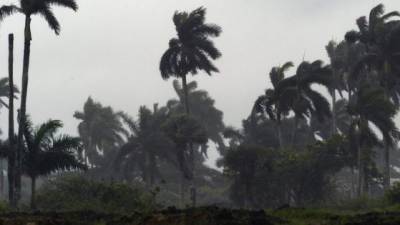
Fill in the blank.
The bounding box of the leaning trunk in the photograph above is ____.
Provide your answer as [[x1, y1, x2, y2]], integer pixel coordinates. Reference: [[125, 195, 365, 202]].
[[30, 176, 36, 210], [16, 15, 32, 203], [7, 33, 16, 207]]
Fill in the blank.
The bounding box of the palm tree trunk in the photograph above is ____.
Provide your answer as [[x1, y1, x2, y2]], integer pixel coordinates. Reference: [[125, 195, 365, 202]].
[[291, 117, 298, 148], [277, 114, 284, 148], [331, 90, 337, 136], [16, 15, 32, 203], [7, 33, 16, 207], [357, 120, 364, 197], [30, 176, 36, 210], [148, 152, 156, 187], [180, 174, 186, 208], [181, 75, 197, 207], [384, 144, 390, 190], [350, 167, 356, 198], [383, 76, 391, 190], [181, 76, 190, 114]]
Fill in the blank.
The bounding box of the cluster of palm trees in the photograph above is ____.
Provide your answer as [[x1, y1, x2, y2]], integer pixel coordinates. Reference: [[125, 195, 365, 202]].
[[74, 78, 226, 206], [0, 0, 399, 210], [252, 4, 400, 198]]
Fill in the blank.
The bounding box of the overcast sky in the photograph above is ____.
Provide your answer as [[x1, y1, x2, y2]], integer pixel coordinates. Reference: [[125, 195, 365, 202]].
[[0, 0, 399, 167]]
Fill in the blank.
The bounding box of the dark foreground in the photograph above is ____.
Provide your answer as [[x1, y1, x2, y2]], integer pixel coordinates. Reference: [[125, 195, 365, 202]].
[[0, 207, 399, 225]]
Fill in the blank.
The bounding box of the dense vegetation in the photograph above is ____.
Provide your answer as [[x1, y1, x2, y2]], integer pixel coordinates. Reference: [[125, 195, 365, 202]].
[[0, 2, 400, 224]]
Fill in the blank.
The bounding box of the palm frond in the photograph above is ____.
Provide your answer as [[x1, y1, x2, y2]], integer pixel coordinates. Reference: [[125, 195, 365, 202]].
[[39, 5, 60, 34], [46, 0, 78, 11], [34, 119, 62, 148], [369, 4, 385, 24], [118, 111, 139, 135], [382, 11, 400, 21], [37, 151, 86, 176], [0, 5, 20, 21], [51, 135, 81, 152]]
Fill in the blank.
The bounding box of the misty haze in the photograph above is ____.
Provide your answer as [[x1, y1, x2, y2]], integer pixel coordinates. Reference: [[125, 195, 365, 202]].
[[0, 0, 399, 225]]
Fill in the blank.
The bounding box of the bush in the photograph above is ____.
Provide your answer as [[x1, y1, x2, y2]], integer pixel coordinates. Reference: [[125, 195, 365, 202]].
[[35, 174, 158, 214], [385, 182, 400, 204]]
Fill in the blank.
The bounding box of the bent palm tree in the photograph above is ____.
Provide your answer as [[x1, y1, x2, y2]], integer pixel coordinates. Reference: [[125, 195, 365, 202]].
[[350, 4, 400, 189], [169, 80, 226, 155], [160, 7, 221, 206], [0, 0, 78, 202], [276, 60, 332, 147], [253, 62, 293, 148], [160, 7, 222, 114], [23, 118, 86, 209], [115, 106, 175, 186], [74, 97, 126, 167], [348, 84, 399, 195]]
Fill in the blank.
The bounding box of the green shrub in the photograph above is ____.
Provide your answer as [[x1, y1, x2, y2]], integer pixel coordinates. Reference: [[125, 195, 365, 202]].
[[0, 200, 10, 212], [35, 174, 158, 214], [385, 182, 400, 204]]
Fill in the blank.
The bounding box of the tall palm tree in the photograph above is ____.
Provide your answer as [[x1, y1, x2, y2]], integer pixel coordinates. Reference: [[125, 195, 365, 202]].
[[115, 106, 175, 186], [162, 114, 208, 206], [160, 7, 221, 206], [160, 7, 221, 114], [74, 97, 126, 167], [347, 84, 399, 195], [0, 0, 78, 202], [351, 4, 400, 189], [325, 41, 347, 135], [253, 62, 293, 148], [23, 118, 86, 209], [276, 60, 332, 147], [8, 33, 17, 207], [169, 80, 226, 155]]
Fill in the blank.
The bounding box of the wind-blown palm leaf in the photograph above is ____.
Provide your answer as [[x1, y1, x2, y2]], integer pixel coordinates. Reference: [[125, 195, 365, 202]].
[[160, 7, 221, 80]]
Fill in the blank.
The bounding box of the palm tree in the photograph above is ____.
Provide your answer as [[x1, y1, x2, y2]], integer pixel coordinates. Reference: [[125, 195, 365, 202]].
[[168, 80, 226, 155], [347, 84, 399, 195], [311, 99, 351, 140], [355, 4, 400, 48], [325, 41, 348, 135], [350, 4, 400, 189], [160, 7, 221, 114], [115, 106, 175, 186], [74, 97, 126, 167], [23, 118, 86, 209], [162, 114, 208, 206], [276, 60, 332, 147], [253, 62, 293, 148], [160, 7, 221, 206], [8, 33, 16, 206], [0, 0, 78, 203]]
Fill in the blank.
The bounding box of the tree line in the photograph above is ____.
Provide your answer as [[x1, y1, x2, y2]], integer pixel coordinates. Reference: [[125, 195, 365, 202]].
[[0, 1, 399, 210]]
